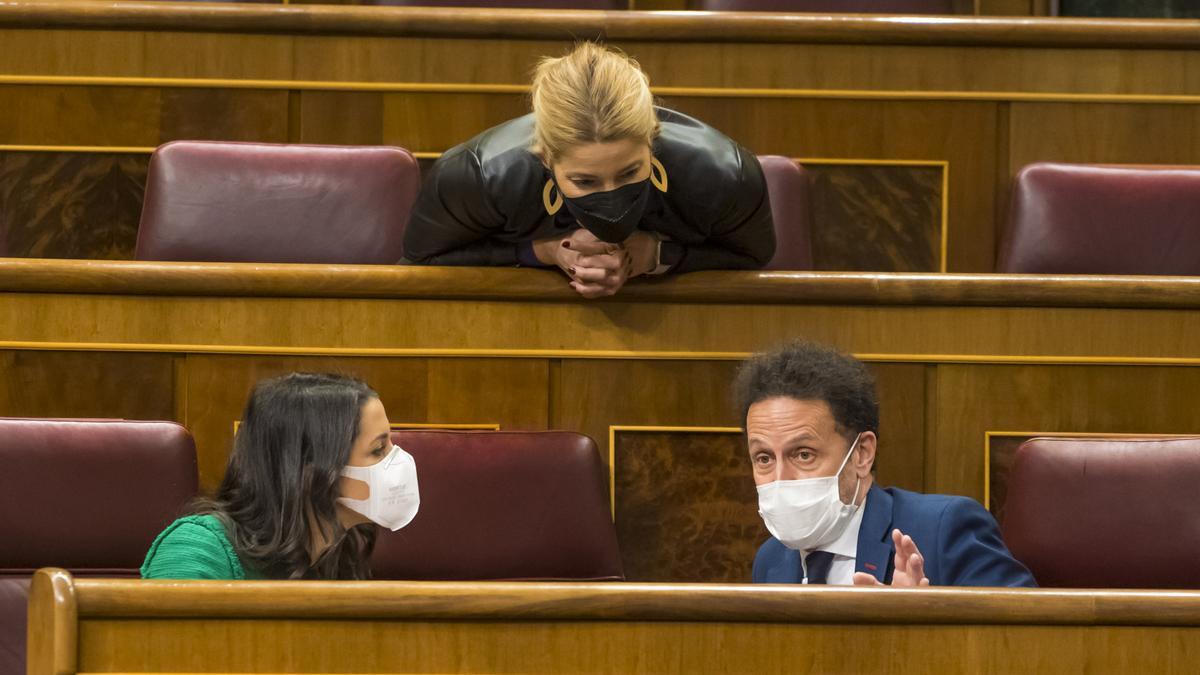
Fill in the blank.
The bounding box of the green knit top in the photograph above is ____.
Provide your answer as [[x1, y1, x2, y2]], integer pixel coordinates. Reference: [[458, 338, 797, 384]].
[[140, 514, 266, 580]]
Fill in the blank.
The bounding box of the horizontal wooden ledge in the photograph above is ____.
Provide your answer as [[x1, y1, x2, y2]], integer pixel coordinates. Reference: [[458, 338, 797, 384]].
[[2, 1, 1200, 48], [4, 258, 1200, 308], [57, 572, 1200, 626]]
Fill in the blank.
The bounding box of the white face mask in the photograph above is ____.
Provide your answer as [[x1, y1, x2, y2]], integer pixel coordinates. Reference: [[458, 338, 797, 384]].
[[337, 444, 420, 531], [756, 433, 863, 553]]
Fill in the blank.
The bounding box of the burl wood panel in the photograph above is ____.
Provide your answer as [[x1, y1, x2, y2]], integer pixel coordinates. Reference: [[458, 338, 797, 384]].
[[182, 355, 548, 490], [807, 163, 942, 273], [0, 151, 147, 258], [0, 350, 176, 420], [613, 429, 764, 582], [986, 433, 1027, 524]]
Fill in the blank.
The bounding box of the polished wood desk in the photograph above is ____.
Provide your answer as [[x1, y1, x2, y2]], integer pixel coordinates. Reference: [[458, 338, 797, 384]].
[[2, 3, 1200, 271], [3, 261, 1200, 581], [26, 568, 1200, 674]]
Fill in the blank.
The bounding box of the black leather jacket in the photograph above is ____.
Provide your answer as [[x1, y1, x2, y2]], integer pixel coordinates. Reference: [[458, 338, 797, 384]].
[[403, 108, 775, 273]]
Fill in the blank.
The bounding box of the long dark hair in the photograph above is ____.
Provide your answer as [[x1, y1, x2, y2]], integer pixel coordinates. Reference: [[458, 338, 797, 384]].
[[197, 373, 380, 579]]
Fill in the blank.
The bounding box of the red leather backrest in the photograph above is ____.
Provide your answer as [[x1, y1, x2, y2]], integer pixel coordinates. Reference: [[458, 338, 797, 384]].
[[0, 418, 198, 575], [758, 155, 815, 271], [0, 579, 27, 675], [371, 430, 624, 581], [135, 141, 419, 264], [1001, 436, 1200, 588], [998, 163, 1200, 274], [697, 0, 955, 12]]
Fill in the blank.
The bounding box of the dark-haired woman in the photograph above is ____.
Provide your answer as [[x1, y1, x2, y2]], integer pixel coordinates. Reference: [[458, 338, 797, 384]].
[[141, 373, 419, 580]]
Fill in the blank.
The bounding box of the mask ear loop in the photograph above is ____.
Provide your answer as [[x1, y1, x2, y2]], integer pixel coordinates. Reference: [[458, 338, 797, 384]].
[[836, 433, 864, 507]]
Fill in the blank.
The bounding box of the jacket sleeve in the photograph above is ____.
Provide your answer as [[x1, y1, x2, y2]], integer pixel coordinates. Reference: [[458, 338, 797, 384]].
[[665, 146, 776, 274], [402, 148, 521, 266], [934, 497, 1038, 588]]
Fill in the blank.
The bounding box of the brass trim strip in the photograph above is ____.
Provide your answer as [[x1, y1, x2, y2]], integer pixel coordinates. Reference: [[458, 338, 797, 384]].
[[4, 76, 1200, 104], [608, 425, 744, 520], [6, 341, 1200, 367]]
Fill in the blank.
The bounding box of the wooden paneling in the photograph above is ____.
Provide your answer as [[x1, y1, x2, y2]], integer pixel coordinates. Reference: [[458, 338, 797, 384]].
[[930, 365, 1200, 502], [612, 429, 762, 582], [293, 90, 384, 144], [556, 360, 742, 467], [29, 571, 1200, 674], [807, 163, 943, 272], [1008, 102, 1200, 170], [659, 96, 997, 272], [181, 355, 548, 490], [0, 86, 159, 146], [0, 350, 175, 420], [5, 8, 1200, 270], [142, 31, 294, 80], [0, 151, 146, 258], [159, 89, 289, 143]]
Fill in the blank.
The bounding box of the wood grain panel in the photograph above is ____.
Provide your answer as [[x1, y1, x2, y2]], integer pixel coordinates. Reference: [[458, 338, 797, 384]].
[[381, 91, 530, 152], [293, 36, 566, 84], [872, 363, 926, 493], [557, 360, 742, 472], [75, 617, 1200, 674], [182, 355, 548, 490], [931, 364, 1200, 502], [0, 28, 144, 76], [612, 429, 763, 583], [142, 31, 294, 80], [657, 96, 997, 272], [159, 89, 290, 143], [424, 357, 549, 429], [0, 151, 146, 259], [807, 163, 942, 273], [1008, 102, 1200, 174], [0, 85, 160, 146], [0, 350, 175, 421], [293, 90, 384, 145]]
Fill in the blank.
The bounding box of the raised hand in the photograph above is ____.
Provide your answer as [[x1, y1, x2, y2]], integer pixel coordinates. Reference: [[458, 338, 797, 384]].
[[852, 528, 931, 587]]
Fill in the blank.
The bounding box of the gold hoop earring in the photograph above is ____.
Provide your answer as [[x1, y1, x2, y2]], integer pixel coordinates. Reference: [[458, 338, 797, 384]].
[[650, 157, 668, 193], [542, 179, 562, 215]]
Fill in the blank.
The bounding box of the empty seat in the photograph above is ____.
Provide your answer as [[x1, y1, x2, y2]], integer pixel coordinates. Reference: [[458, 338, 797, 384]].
[[696, 0, 956, 13], [1001, 436, 1200, 588], [758, 155, 814, 270], [997, 163, 1200, 275], [371, 430, 623, 581], [0, 418, 198, 675], [135, 141, 419, 264]]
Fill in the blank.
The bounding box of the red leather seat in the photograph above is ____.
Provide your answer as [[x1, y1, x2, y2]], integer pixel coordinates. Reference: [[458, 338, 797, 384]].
[[0, 418, 198, 675], [997, 163, 1200, 275], [135, 141, 419, 263], [1001, 436, 1200, 588], [371, 430, 623, 581], [758, 155, 814, 270], [696, 0, 956, 12]]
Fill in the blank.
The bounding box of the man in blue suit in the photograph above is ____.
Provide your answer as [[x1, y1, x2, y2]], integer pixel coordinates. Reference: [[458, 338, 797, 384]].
[[738, 341, 1036, 587]]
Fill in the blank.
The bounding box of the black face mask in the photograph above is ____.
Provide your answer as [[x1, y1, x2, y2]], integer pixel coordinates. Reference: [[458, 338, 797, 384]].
[[560, 179, 651, 243]]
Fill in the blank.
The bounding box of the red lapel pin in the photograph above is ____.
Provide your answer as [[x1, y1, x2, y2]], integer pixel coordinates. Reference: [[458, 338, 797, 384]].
[[864, 563, 877, 571]]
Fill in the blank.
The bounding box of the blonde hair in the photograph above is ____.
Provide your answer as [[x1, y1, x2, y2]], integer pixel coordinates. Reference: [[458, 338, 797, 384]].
[[530, 42, 659, 163]]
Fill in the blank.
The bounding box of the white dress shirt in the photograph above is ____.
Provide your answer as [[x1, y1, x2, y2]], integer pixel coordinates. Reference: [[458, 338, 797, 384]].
[[803, 504, 866, 585]]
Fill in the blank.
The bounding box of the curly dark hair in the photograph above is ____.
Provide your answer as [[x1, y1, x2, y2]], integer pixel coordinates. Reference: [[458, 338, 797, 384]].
[[734, 340, 879, 439]]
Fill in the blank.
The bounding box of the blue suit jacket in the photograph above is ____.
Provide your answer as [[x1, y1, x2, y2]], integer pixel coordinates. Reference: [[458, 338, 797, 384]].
[[752, 484, 1037, 587]]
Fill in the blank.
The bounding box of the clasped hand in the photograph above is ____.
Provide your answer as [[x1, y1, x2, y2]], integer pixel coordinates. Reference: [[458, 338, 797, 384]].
[[535, 229, 658, 299]]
